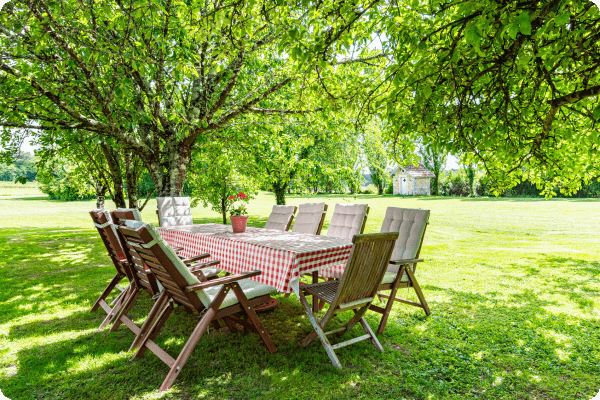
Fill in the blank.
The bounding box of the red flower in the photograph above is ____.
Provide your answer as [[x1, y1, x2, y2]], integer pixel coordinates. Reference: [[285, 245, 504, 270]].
[[227, 195, 235, 200], [237, 193, 248, 199]]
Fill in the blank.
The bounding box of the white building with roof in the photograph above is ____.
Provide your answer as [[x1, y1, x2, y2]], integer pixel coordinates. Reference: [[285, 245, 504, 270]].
[[390, 163, 436, 195]]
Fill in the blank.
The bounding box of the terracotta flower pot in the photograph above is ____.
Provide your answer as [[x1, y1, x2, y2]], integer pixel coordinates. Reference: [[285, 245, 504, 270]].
[[230, 215, 249, 233]]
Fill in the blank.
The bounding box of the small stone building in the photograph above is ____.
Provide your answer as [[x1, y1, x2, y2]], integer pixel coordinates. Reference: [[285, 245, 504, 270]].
[[391, 163, 436, 196]]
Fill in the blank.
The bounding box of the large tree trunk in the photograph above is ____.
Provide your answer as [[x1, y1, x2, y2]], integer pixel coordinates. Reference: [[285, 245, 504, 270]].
[[146, 139, 191, 197]]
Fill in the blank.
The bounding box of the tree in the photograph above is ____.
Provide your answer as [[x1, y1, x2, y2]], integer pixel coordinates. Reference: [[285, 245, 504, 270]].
[[363, 124, 389, 195], [188, 145, 257, 224], [419, 143, 447, 196], [0, 0, 385, 196], [349, 0, 600, 196], [463, 164, 476, 197]]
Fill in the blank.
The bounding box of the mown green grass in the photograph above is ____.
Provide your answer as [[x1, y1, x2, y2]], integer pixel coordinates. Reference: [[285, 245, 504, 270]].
[[1, 189, 599, 399]]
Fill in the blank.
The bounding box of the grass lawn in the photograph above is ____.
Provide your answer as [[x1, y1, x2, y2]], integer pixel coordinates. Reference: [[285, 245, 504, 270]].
[[1, 189, 599, 399]]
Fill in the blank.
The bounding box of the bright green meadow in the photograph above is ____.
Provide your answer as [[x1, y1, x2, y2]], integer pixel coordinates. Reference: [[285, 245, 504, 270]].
[[0, 186, 599, 399]]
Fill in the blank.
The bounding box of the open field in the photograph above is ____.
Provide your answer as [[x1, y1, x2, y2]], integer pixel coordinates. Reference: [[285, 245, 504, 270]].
[[0, 189, 599, 399]]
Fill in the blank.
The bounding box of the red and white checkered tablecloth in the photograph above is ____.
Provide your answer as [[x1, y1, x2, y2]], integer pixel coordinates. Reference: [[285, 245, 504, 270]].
[[157, 224, 352, 293]]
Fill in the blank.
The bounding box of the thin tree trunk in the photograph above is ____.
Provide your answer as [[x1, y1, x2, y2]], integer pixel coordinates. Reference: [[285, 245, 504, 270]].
[[221, 197, 227, 224], [125, 152, 142, 208], [100, 142, 126, 208], [273, 179, 287, 205]]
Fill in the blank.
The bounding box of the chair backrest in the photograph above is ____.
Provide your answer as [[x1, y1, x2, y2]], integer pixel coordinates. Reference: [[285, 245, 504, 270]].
[[89, 209, 130, 278], [264, 205, 297, 231], [112, 215, 161, 296], [156, 197, 193, 228], [326, 204, 369, 239], [379, 207, 430, 273], [292, 203, 328, 235], [331, 232, 399, 310], [110, 208, 144, 225], [117, 221, 211, 310]]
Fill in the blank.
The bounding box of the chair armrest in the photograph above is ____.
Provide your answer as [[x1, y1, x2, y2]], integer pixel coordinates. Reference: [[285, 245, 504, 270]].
[[181, 253, 211, 265], [389, 258, 424, 265], [185, 270, 261, 292], [173, 246, 184, 253], [188, 260, 220, 273]]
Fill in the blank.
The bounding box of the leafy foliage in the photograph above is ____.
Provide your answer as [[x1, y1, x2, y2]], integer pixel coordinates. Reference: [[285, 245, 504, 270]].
[[188, 145, 257, 224]]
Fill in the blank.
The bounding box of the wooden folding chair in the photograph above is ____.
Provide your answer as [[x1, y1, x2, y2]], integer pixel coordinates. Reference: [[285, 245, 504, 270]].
[[299, 232, 399, 368], [89, 209, 134, 329], [109, 210, 219, 338], [309, 204, 370, 310], [118, 221, 277, 391], [370, 207, 431, 334]]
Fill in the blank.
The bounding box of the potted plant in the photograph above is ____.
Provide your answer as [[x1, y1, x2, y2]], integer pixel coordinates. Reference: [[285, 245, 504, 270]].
[[228, 192, 249, 233]]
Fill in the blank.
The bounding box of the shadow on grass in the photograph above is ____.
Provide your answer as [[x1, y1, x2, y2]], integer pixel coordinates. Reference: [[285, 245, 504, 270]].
[[2, 228, 600, 399]]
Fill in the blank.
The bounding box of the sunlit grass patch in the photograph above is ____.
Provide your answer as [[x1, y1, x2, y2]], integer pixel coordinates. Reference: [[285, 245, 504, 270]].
[[0, 192, 599, 399]]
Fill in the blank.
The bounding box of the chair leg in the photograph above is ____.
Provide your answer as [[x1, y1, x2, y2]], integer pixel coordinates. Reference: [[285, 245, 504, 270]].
[[311, 271, 319, 312], [230, 283, 277, 354], [129, 290, 170, 352], [297, 291, 341, 369], [132, 300, 174, 359], [91, 273, 123, 312], [405, 267, 431, 316], [376, 266, 405, 335], [110, 288, 140, 332], [159, 287, 230, 392], [99, 283, 132, 329], [359, 317, 384, 352]]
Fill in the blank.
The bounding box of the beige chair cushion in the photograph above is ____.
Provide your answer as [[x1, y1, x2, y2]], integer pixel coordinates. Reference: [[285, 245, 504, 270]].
[[157, 197, 193, 228], [204, 280, 276, 310], [380, 207, 430, 274], [124, 220, 207, 303], [264, 205, 296, 231], [381, 271, 410, 285], [292, 203, 326, 235], [326, 204, 368, 239]]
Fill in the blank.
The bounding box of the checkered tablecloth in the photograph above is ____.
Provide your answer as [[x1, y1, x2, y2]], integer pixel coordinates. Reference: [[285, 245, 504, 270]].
[[157, 224, 352, 293]]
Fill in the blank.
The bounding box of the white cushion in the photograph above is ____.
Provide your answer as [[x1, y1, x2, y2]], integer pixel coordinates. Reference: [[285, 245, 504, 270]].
[[292, 203, 326, 235], [157, 197, 193, 227], [381, 271, 410, 284], [380, 207, 429, 274], [204, 280, 276, 310], [264, 205, 296, 231], [326, 204, 368, 240]]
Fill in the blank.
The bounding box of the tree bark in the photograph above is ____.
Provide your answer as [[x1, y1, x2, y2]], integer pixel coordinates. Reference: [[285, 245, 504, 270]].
[[273, 179, 287, 205], [125, 152, 142, 208], [221, 197, 227, 224], [100, 142, 126, 208]]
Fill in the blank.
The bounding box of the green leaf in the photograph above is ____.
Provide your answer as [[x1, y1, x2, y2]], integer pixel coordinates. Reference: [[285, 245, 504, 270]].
[[508, 23, 519, 40], [418, 40, 427, 50], [555, 12, 570, 25], [517, 12, 531, 35], [423, 85, 432, 98], [593, 105, 600, 120]]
